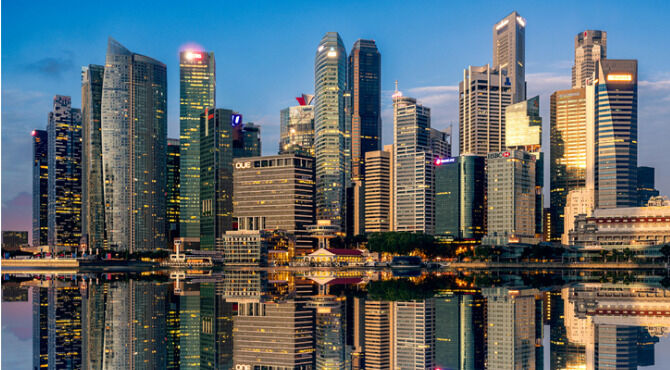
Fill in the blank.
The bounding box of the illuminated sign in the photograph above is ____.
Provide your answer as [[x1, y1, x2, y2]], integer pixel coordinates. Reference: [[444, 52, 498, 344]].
[[434, 157, 456, 166], [606, 74, 632, 82], [185, 51, 203, 60], [231, 114, 242, 127], [502, 151, 511, 157], [31, 130, 37, 137], [235, 162, 251, 169], [495, 19, 509, 30], [327, 47, 337, 57]]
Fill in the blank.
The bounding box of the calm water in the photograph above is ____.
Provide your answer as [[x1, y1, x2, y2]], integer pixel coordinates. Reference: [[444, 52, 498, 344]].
[[3, 268, 670, 369]]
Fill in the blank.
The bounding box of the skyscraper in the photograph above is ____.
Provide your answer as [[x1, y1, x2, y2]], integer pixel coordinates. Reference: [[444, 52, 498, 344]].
[[314, 32, 347, 227], [493, 11, 526, 103], [280, 95, 315, 156], [459, 65, 513, 155], [364, 148, 391, 233], [233, 154, 316, 252], [434, 155, 486, 240], [101, 38, 167, 252], [550, 88, 588, 242], [233, 121, 261, 158], [81, 64, 105, 252], [200, 108, 235, 251], [47, 95, 82, 253], [485, 150, 537, 245], [572, 30, 607, 88], [348, 39, 381, 181], [32, 129, 48, 247], [393, 92, 434, 233], [179, 49, 216, 241], [167, 139, 180, 246], [505, 95, 543, 236], [364, 300, 392, 369], [594, 59, 638, 208], [393, 299, 436, 369], [637, 166, 659, 206]]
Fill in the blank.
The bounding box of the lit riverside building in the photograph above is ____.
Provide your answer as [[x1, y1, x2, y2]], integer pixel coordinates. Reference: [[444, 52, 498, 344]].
[[280, 95, 315, 156], [232, 154, 316, 253], [484, 150, 537, 245], [200, 108, 235, 251], [459, 65, 513, 155], [47, 95, 82, 253], [493, 11, 526, 103], [314, 32, 347, 228], [179, 49, 215, 243], [81, 64, 105, 252], [101, 38, 167, 252], [505, 95, 544, 237], [550, 88, 588, 242], [32, 129, 49, 247]]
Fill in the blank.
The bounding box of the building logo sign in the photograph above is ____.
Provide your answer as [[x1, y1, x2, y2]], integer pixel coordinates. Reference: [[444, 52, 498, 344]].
[[235, 162, 251, 169], [502, 151, 510, 157], [231, 114, 242, 127], [434, 157, 456, 166]]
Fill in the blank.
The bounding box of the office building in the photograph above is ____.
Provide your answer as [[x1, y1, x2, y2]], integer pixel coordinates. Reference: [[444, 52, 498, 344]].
[[200, 108, 235, 250], [349, 39, 381, 181], [393, 91, 435, 233], [562, 188, 595, 245], [435, 157, 459, 239], [167, 139, 180, 246], [179, 49, 215, 241], [2, 231, 28, 251], [221, 230, 268, 266], [506, 95, 543, 236], [364, 300, 392, 370], [550, 88, 588, 242], [364, 148, 391, 232], [483, 287, 539, 370], [102, 38, 167, 252], [485, 150, 537, 245], [32, 129, 48, 247], [81, 64, 105, 252], [637, 166, 660, 206], [232, 121, 261, 158], [493, 11, 526, 102], [233, 301, 314, 368], [393, 299, 435, 369], [233, 154, 316, 252], [314, 32, 347, 227], [280, 95, 315, 156], [594, 59, 638, 208], [568, 203, 670, 248], [572, 30, 607, 88], [47, 95, 82, 253], [459, 65, 513, 155]]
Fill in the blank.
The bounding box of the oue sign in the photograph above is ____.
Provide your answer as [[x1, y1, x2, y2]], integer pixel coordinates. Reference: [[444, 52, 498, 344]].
[[235, 162, 251, 169]]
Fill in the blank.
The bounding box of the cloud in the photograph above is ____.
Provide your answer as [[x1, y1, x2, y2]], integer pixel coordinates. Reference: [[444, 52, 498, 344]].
[[24, 52, 75, 78]]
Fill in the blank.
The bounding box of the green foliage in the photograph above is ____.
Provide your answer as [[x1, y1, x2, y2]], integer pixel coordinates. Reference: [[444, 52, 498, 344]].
[[366, 232, 435, 256]]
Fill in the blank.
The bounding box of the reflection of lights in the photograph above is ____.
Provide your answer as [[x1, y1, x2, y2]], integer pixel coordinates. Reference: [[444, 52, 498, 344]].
[[318, 45, 325, 52], [327, 48, 337, 57], [516, 16, 526, 27], [495, 19, 509, 30]]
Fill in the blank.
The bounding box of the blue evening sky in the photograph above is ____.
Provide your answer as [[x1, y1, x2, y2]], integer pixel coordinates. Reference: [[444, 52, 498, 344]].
[[3, 0, 670, 236]]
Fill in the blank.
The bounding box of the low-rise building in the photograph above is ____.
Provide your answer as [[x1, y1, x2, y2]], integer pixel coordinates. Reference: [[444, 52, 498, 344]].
[[306, 248, 364, 266], [221, 230, 269, 266]]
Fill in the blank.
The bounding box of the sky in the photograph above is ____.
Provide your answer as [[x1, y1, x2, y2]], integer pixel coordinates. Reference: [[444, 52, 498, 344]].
[[3, 0, 670, 238]]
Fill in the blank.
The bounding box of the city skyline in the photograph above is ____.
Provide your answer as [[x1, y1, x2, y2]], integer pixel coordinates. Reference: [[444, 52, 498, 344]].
[[3, 1, 670, 237]]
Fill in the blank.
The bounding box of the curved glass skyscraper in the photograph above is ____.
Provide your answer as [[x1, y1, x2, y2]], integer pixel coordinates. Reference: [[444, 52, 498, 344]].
[[314, 32, 347, 227], [101, 38, 167, 252]]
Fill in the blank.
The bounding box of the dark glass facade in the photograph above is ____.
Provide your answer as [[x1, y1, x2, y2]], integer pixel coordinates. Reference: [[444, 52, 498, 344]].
[[47, 95, 82, 253], [637, 166, 659, 206], [167, 139, 180, 246], [348, 39, 381, 181], [435, 158, 459, 237], [32, 129, 49, 247], [81, 64, 105, 251], [200, 108, 234, 251]]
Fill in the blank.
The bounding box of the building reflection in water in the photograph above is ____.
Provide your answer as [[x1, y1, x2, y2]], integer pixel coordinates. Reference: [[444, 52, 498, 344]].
[[15, 270, 670, 369]]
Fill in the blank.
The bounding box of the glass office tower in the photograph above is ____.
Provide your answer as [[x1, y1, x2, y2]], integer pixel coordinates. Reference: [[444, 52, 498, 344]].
[[47, 95, 82, 253], [167, 139, 180, 246], [32, 129, 49, 247], [200, 108, 235, 251], [493, 11, 526, 103], [179, 50, 216, 241], [314, 32, 347, 227], [81, 64, 105, 252], [280, 95, 315, 156], [101, 38, 167, 252]]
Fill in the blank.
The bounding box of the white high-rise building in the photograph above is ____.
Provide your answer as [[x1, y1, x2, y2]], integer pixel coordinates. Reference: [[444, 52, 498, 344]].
[[393, 299, 435, 369]]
